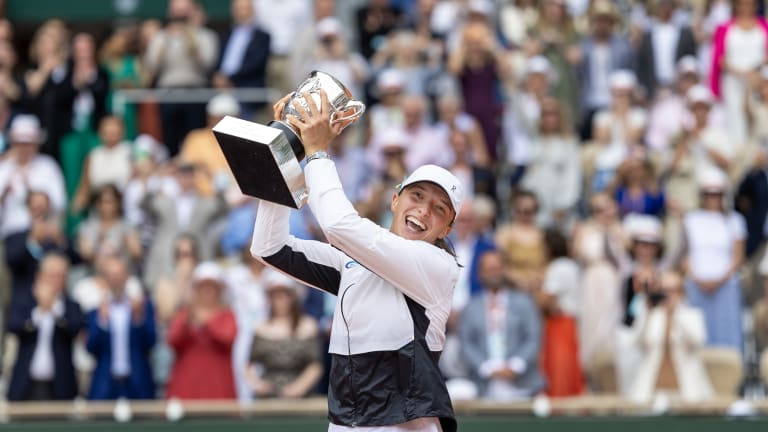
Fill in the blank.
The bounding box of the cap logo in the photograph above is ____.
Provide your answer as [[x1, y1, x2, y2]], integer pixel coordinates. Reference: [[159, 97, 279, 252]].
[[451, 185, 457, 192]]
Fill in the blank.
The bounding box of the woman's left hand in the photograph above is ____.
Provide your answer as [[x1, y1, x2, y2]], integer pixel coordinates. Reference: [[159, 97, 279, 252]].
[[285, 90, 343, 156]]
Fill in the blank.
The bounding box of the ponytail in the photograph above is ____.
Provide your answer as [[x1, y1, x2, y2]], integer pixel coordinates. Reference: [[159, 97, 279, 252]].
[[434, 237, 463, 267]]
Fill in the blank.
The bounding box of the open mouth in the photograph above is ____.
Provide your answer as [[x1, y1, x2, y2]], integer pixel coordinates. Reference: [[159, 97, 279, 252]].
[[405, 215, 426, 233]]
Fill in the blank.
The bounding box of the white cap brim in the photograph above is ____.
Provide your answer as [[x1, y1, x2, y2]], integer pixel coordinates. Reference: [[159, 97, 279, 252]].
[[399, 164, 463, 220]]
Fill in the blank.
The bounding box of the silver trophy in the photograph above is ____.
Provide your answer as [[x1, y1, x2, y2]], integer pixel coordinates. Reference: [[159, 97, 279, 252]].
[[212, 71, 365, 208]]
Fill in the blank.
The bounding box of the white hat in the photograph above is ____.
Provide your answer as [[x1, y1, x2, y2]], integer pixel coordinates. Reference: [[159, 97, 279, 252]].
[[263, 269, 307, 300], [698, 169, 728, 192], [377, 69, 405, 92], [207, 93, 241, 117], [468, 0, 494, 17], [677, 55, 699, 76], [9, 114, 42, 144], [192, 261, 226, 284], [399, 164, 464, 220], [624, 214, 663, 243], [525, 55, 552, 77], [317, 17, 343, 38], [374, 128, 409, 152], [686, 84, 714, 106], [609, 70, 637, 90]]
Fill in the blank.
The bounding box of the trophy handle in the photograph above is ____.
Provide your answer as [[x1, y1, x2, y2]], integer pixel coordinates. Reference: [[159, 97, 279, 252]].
[[330, 101, 366, 131]]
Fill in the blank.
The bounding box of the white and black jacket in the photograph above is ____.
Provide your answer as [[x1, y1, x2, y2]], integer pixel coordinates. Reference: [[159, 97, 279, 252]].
[[250, 159, 458, 431]]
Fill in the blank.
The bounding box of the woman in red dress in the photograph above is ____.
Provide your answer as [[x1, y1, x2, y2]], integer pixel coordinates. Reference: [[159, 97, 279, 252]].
[[165, 262, 237, 399]]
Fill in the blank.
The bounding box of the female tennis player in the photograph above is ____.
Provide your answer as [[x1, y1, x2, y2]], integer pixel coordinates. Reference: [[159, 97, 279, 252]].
[[250, 90, 462, 432]]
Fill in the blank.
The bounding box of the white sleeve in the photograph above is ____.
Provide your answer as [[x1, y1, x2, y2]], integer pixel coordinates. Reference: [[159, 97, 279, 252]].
[[250, 200, 346, 295], [728, 212, 747, 241], [305, 159, 459, 308]]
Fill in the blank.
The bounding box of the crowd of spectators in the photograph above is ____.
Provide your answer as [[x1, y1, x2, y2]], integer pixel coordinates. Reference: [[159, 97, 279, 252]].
[[0, 0, 768, 407]]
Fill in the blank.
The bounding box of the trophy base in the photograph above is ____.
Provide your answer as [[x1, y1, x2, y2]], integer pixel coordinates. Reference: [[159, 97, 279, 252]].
[[267, 120, 305, 161], [212, 116, 308, 209]]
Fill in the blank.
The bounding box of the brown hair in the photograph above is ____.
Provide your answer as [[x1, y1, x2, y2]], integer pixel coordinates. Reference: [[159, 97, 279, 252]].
[[268, 287, 303, 336]]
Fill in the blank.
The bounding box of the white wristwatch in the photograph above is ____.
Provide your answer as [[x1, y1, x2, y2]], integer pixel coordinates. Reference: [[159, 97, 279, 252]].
[[305, 151, 331, 164]]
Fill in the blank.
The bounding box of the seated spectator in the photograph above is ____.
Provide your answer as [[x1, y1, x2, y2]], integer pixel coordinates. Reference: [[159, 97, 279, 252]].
[[140, 160, 228, 288], [520, 97, 581, 228], [539, 229, 585, 397], [76, 184, 142, 271], [166, 262, 237, 399], [4, 191, 66, 307], [248, 271, 322, 399], [613, 158, 665, 218], [0, 114, 66, 238], [86, 255, 156, 400], [459, 250, 544, 400], [495, 191, 547, 293], [683, 171, 745, 351], [628, 271, 714, 403], [72, 116, 133, 215], [6, 253, 84, 401]]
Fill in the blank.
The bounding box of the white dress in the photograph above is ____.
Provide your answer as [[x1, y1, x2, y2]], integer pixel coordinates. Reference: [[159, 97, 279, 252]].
[[722, 25, 766, 144]]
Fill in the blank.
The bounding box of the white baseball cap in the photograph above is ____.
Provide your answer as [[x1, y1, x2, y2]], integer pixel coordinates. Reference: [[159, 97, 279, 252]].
[[192, 261, 226, 284], [399, 164, 464, 220], [609, 70, 637, 90], [9, 114, 43, 144], [624, 214, 663, 243], [207, 93, 241, 117], [686, 84, 714, 106]]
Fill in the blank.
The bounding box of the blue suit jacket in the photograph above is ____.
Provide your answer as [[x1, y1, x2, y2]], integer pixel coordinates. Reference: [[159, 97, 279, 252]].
[[86, 300, 156, 400], [217, 26, 271, 88], [6, 296, 84, 401]]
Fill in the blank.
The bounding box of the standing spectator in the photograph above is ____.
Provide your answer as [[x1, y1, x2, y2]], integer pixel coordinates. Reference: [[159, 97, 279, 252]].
[[213, 0, 271, 118], [539, 229, 585, 397], [356, 0, 403, 60], [86, 255, 156, 400], [6, 253, 84, 401], [0, 39, 21, 136], [635, 0, 697, 100], [4, 191, 66, 308], [576, 0, 634, 140], [226, 245, 269, 402], [459, 250, 544, 400], [710, 0, 768, 145], [144, 0, 219, 155], [613, 158, 665, 218], [100, 23, 145, 139], [66, 32, 111, 136], [434, 94, 490, 172], [166, 262, 237, 399], [140, 161, 228, 288], [290, 0, 336, 86], [450, 199, 496, 315], [520, 97, 581, 228], [683, 171, 745, 351], [621, 214, 667, 327], [735, 146, 768, 262], [75, 184, 142, 271], [572, 193, 626, 374], [628, 271, 714, 403], [370, 29, 434, 97], [495, 191, 548, 293], [20, 20, 70, 160], [253, 0, 311, 95], [401, 94, 446, 171], [448, 18, 507, 160], [0, 115, 65, 238], [71, 116, 133, 216], [248, 271, 322, 398]]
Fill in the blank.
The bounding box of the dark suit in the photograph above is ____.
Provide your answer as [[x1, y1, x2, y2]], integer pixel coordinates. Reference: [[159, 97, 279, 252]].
[[735, 168, 768, 258], [3, 231, 65, 307], [459, 288, 544, 397], [86, 300, 157, 400], [217, 26, 271, 89], [6, 297, 84, 401], [636, 25, 697, 99]]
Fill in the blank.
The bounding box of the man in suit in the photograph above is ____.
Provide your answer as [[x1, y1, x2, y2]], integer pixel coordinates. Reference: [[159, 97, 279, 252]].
[[6, 253, 84, 401], [635, 0, 697, 101], [4, 190, 67, 308], [459, 250, 544, 400], [86, 255, 156, 400], [576, 0, 635, 140], [212, 0, 270, 116]]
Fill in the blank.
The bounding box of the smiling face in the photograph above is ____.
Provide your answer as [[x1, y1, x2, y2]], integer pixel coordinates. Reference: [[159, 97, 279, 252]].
[[390, 182, 454, 243]]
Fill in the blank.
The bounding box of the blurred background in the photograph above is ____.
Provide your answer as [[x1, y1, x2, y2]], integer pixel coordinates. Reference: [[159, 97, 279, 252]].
[[0, 0, 767, 430]]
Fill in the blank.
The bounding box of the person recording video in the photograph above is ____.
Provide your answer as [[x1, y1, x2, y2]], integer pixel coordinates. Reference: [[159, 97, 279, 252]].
[[627, 271, 713, 403]]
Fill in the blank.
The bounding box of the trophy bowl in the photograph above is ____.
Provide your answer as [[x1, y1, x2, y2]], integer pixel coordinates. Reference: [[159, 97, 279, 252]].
[[212, 71, 365, 208]]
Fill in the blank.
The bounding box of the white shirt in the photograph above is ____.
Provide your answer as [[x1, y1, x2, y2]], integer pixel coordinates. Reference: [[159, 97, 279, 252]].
[[254, 0, 311, 55], [651, 21, 679, 86], [175, 193, 196, 230], [220, 25, 253, 76], [684, 210, 746, 281], [725, 25, 767, 71], [542, 258, 581, 318], [29, 299, 65, 381], [88, 143, 133, 190], [109, 298, 132, 377], [588, 44, 612, 108], [0, 154, 66, 237]]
